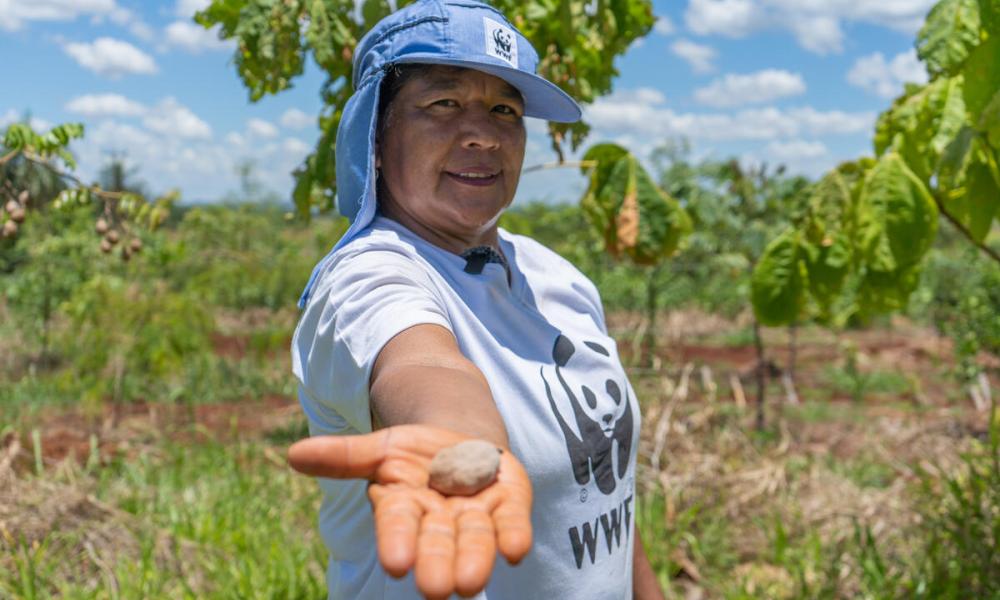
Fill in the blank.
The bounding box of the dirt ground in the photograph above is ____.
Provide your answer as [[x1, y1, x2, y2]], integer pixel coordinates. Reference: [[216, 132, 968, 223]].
[[2, 309, 996, 597]]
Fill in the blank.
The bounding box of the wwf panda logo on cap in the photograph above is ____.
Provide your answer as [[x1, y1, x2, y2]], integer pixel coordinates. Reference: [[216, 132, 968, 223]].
[[484, 16, 517, 66]]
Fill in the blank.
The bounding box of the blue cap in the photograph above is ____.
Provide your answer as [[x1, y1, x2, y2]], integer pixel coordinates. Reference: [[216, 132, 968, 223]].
[[298, 0, 582, 308]]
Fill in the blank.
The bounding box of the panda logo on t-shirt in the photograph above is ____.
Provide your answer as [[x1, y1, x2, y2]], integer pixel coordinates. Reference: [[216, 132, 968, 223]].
[[540, 334, 633, 495]]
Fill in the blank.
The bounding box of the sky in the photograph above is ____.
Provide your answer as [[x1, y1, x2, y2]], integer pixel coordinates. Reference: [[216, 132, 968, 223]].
[[1, 0, 937, 207]]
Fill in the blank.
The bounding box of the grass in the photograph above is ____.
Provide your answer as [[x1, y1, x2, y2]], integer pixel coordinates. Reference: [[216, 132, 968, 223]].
[[1, 435, 328, 599]]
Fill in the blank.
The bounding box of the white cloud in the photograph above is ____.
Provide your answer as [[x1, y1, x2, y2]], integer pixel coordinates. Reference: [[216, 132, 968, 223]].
[[686, 0, 759, 37], [789, 15, 843, 54], [0, 0, 116, 31], [142, 98, 212, 139], [63, 37, 157, 78], [670, 39, 717, 74], [247, 118, 278, 138], [282, 137, 311, 156], [693, 69, 806, 107], [175, 0, 211, 18], [105, 6, 155, 42], [584, 87, 874, 143], [654, 15, 676, 35], [65, 93, 146, 117], [683, 0, 936, 55], [0, 109, 50, 131], [765, 139, 828, 160], [164, 21, 232, 53], [279, 108, 314, 130], [847, 49, 928, 98]]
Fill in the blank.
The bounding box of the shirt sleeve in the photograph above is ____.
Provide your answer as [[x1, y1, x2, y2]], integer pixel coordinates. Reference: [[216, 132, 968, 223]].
[[291, 246, 452, 433]]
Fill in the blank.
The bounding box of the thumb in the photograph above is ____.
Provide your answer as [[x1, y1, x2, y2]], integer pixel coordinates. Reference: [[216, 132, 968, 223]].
[[287, 430, 390, 479]]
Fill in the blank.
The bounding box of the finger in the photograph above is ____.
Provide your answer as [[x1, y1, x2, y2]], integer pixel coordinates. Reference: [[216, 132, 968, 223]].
[[453, 509, 496, 597], [370, 485, 424, 578], [414, 508, 457, 600], [287, 430, 389, 479], [492, 498, 532, 565]]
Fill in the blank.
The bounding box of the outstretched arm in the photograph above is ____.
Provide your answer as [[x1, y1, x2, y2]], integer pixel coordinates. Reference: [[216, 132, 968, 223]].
[[288, 323, 530, 600], [368, 323, 509, 449]]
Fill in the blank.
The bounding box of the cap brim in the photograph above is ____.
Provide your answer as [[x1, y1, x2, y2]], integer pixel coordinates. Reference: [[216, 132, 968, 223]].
[[395, 56, 582, 123]]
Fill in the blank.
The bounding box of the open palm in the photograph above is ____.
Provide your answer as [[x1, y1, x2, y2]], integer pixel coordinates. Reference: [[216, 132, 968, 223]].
[[287, 425, 533, 600]]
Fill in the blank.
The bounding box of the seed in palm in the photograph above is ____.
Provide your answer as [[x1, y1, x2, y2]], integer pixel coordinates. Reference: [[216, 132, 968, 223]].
[[428, 440, 501, 496]]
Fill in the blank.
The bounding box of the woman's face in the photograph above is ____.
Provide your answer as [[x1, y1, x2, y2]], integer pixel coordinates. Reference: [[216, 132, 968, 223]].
[[377, 66, 526, 248]]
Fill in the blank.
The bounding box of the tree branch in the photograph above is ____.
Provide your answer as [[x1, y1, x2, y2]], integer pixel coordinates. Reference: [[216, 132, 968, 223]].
[[933, 192, 1000, 266], [521, 160, 596, 174]]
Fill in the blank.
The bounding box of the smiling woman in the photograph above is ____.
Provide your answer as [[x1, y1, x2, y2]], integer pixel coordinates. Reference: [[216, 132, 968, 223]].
[[287, 1, 663, 599], [376, 65, 526, 255]]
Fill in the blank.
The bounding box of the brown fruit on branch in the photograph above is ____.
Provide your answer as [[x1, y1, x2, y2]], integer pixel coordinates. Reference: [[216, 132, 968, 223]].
[[100, 238, 113, 253], [4, 200, 17, 214], [120, 246, 132, 262], [10, 207, 25, 223], [3, 220, 19, 238], [105, 229, 120, 244], [95, 218, 110, 234], [17, 190, 29, 205], [427, 440, 501, 496], [129, 238, 143, 253]]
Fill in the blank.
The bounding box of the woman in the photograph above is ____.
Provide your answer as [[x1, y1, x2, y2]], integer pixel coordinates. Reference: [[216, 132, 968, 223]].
[[289, 1, 664, 598]]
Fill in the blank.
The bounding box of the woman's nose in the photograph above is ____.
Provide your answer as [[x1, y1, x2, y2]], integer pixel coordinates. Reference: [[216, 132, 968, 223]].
[[458, 107, 502, 150]]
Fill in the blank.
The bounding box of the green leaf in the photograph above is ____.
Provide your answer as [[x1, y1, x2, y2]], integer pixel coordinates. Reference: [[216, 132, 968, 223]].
[[962, 33, 1000, 123], [579, 143, 690, 265], [872, 77, 965, 183], [978, 88, 1000, 147], [751, 228, 806, 326], [804, 235, 852, 315], [860, 153, 938, 268], [938, 125, 976, 189], [916, 0, 981, 76], [951, 154, 1000, 241]]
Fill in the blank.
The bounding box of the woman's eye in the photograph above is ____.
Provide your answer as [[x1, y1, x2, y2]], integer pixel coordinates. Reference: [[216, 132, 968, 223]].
[[493, 104, 520, 116], [432, 99, 458, 107]]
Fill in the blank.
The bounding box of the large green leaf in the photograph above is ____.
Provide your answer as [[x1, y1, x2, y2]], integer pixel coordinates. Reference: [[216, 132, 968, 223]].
[[873, 77, 966, 183], [916, 0, 981, 77], [951, 151, 1000, 241], [979, 89, 1000, 147], [962, 33, 1000, 123], [579, 144, 691, 265], [859, 153, 939, 269], [751, 228, 806, 326]]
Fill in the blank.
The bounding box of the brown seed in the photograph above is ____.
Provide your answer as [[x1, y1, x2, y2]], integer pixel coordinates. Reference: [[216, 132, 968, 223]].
[[129, 238, 142, 252], [10, 207, 25, 223], [17, 190, 29, 205], [95, 218, 110, 234], [428, 440, 501, 496], [105, 229, 120, 244], [100, 238, 112, 253], [4, 200, 16, 214], [121, 246, 131, 262], [3, 220, 18, 238]]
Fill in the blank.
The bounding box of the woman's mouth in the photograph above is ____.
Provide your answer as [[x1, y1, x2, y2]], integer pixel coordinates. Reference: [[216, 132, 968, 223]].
[[445, 170, 500, 187]]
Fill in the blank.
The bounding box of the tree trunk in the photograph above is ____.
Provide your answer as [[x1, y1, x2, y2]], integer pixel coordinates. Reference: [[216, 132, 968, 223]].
[[788, 321, 797, 384], [641, 264, 662, 369], [753, 318, 767, 431]]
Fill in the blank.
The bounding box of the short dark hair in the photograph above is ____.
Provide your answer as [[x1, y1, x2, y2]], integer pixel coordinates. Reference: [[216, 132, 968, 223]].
[[376, 63, 433, 142]]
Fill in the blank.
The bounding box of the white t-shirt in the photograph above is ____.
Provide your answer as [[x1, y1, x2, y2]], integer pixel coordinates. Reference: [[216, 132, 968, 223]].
[[292, 216, 641, 599]]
